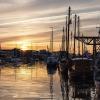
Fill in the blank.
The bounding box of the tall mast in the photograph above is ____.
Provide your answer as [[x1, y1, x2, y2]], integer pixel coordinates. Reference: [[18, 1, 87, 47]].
[[82, 34, 84, 57], [70, 31, 73, 53], [66, 16, 68, 52], [74, 14, 77, 56], [77, 16, 80, 56], [67, 6, 71, 57], [62, 27, 65, 51], [50, 27, 54, 52]]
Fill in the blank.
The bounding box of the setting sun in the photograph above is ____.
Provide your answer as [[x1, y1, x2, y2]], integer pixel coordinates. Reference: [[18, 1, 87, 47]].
[[20, 44, 29, 51], [18, 41, 31, 51]]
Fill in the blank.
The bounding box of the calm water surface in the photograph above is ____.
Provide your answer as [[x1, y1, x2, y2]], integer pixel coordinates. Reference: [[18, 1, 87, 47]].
[[0, 62, 96, 100]]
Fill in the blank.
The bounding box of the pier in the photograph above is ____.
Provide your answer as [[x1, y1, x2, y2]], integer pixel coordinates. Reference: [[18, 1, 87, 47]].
[[75, 36, 100, 60]]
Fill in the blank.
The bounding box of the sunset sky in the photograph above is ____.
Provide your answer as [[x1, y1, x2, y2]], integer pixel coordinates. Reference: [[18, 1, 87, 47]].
[[0, 0, 100, 50]]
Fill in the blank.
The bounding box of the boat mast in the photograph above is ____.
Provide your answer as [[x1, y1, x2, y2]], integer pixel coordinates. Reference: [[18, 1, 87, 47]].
[[77, 16, 80, 56], [67, 6, 71, 58], [74, 14, 77, 56], [66, 16, 68, 53], [82, 34, 84, 57], [50, 27, 54, 53], [62, 27, 65, 51], [70, 31, 73, 53]]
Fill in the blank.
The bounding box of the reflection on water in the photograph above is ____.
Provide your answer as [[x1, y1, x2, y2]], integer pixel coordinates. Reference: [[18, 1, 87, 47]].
[[0, 62, 62, 100], [47, 64, 58, 100], [0, 62, 96, 100]]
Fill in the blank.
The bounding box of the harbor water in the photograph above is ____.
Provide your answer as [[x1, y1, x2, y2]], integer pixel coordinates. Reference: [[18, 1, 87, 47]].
[[0, 62, 96, 100]]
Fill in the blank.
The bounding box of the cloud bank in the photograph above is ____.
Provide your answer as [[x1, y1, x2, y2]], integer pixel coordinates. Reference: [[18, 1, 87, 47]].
[[0, 0, 100, 43]]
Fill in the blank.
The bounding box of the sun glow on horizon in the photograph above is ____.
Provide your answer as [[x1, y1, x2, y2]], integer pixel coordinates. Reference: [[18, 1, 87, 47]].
[[20, 44, 29, 51], [18, 41, 31, 51]]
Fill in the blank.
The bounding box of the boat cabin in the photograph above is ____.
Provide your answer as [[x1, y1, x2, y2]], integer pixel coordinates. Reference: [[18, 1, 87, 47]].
[[71, 58, 93, 72]]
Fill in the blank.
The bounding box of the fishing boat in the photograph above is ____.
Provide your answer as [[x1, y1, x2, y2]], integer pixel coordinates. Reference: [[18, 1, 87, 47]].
[[94, 55, 100, 98], [69, 57, 93, 83]]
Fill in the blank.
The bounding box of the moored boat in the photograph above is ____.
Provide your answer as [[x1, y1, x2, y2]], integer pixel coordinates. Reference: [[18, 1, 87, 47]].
[[69, 57, 93, 83], [47, 55, 58, 67]]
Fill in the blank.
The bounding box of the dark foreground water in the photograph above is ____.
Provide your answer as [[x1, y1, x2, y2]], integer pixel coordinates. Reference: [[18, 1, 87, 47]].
[[0, 62, 96, 100]]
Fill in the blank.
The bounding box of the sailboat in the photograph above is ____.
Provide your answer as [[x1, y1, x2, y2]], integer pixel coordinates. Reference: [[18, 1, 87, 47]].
[[47, 55, 58, 67], [47, 27, 58, 67]]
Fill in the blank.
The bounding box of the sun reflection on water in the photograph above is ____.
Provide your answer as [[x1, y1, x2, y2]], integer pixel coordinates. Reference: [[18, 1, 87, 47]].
[[0, 62, 63, 100]]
